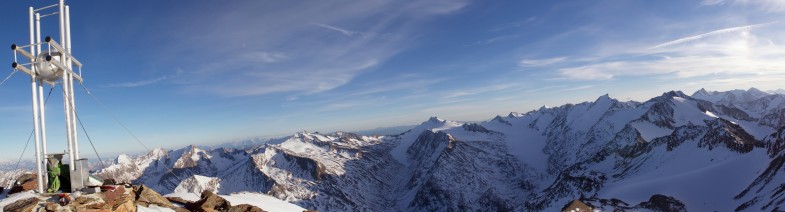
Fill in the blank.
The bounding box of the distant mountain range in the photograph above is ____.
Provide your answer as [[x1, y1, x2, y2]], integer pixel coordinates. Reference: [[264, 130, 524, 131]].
[[3, 88, 785, 211]]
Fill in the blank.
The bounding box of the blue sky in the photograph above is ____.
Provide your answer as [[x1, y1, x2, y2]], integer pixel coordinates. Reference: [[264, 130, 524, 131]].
[[0, 0, 784, 159]]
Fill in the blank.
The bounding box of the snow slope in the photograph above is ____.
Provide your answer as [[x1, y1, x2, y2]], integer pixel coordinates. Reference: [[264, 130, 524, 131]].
[[163, 192, 306, 212]]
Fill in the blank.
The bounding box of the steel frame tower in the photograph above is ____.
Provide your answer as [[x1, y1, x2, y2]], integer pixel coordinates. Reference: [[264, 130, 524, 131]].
[[9, 0, 85, 193]]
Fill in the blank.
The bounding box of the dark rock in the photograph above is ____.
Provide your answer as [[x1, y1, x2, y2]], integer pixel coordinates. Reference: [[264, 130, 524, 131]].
[[186, 190, 232, 212], [107, 194, 135, 212], [70, 195, 105, 211], [133, 185, 175, 208], [166, 196, 194, 205], [9, 173, 38, 194], [101, 185, 126, 207], [228, 204, 266, 212], [462, 123, 492, 133], [562, 199, 592, 212], [45, 202, 58, 212], [102, 179, 117, 186], [637, 194, 687, 212], [3, 197, 40, 212]]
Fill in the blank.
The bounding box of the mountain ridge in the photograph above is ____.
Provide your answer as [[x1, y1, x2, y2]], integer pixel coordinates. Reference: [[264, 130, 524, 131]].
[[3, 88, 785, 211]]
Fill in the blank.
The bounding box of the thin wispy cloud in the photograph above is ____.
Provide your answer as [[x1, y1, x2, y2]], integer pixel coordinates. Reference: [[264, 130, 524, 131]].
[[490, 17, 536, 31], [700, 0, 726, 6], [703, 0, 785, 12], [520, 57, 567, 67], [255, 51, 290, 63], [312, 23, 358, 37], [154, 0, 468, 97], [649, 22, 776, 49], [105, 72, 182, 88], [465, 35, 517, 46], [443, 83, 521, 99], [102, 69, 183, 88]]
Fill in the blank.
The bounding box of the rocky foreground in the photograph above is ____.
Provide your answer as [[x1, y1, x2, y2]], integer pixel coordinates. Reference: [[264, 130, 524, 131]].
[[0, 173, 308, 212]]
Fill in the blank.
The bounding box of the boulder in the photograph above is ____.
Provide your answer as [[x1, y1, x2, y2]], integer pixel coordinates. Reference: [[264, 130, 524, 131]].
[[166, 196, 194, 205], [44, 202, 58, 212], [101, 186, 126, 207], [562, 199, 593, 212], [9, 174, 38, 194], [228, 204, 265, 212], [101, 179, 117, 186], [70, 195, 106, 211], [186, 190, 232, 212], [637, 194, 686, 212], [3, 197, 40, 212], [107, 194, 135, 212], [133, 185, 175, 208]]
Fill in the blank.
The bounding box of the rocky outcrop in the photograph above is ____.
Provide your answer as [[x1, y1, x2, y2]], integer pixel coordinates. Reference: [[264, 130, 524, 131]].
[[133, 185, 180, 210], [228, 204, 266, 212], [109, 193, 136, 212], [186, 190, 232, 212], [636, 195, 687, 212], [166, 196, 193, 205], [9, 173, 38, 194], [3, 197, 39, 212], [562, 199, 593, 212]]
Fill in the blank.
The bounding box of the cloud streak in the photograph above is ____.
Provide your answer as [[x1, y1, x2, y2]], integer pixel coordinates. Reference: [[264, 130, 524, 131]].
[[153, 0, 468, 97], [702, 0, 785, 12], [105, 76, 169, 88], [649, 22, 776, 49], [520, 57, 567, 67], [541, 19, 785, 82], [312, 23, 358, 37]]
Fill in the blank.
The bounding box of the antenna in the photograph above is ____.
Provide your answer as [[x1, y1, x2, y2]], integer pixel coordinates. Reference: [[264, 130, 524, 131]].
[[9, 0, 87, 193]]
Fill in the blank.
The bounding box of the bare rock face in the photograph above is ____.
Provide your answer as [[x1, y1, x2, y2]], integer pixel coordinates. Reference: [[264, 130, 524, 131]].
[[70, 195, 106, 211], [636, 194, 686, 212], [166, 196, 194, 205], [562, 199, 593, 212], [100, 186, 126, 208], [228, 204, 266, 212], [9, 173, 38, 194], [133, 185, 175, 208], [187, 190, 232, 212], [109, 194, 136, 212], [3, 197, 40, 212]]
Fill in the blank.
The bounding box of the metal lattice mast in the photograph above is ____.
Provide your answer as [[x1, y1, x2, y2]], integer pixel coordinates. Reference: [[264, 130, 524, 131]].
[[10, 0, 86, 193]]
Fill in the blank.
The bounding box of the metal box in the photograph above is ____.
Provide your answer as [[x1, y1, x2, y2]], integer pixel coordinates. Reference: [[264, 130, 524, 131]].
[[69, 158, 89, 192]]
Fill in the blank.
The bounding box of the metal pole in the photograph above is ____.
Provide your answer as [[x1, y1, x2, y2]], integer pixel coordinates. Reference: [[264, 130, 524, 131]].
[[66, 5, 79, 160], [58, 0, 75, 171], [36, 12, 49, 188], [29, 7, 44, 194]]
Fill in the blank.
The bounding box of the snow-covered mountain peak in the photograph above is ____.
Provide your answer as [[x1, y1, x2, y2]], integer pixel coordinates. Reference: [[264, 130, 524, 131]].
[[596, 93, 611, 102], [692, 88, 772, 105], [768, 88, 785, 95], [426, 116, 444, 123], [417, 116, 461, 132], [694, 88, 710, 96], [116, 154, 132, 165], [748, 87, 767, 96], [508, 112, 525, 118], [174, 175, 221, 194], [173, 145, 212, 169], [662, 90, 689, 99]]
